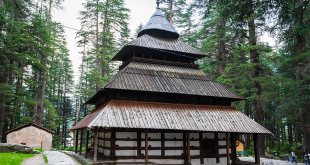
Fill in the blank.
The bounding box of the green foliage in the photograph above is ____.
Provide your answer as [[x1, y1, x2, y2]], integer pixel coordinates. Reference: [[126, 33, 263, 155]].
[[43, 154, 48, 163], [246, 149, 252, 155], [65, 146, 74, 151], [34, 148, 44, 153], [0, 153, 35, 165]]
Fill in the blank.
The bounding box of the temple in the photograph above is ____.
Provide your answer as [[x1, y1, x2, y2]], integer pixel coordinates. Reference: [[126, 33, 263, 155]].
[[70, 2, 273, 165]]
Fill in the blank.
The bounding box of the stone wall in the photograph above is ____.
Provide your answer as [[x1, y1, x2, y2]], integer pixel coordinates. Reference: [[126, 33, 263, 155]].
[[7, 126, 53, 151]]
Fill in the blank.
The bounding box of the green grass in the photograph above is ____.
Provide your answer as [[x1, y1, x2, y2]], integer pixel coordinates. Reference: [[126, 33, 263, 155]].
[[34, 147, 44, 153], [43, 154, 48, 163], [0, 153, 35, 165]]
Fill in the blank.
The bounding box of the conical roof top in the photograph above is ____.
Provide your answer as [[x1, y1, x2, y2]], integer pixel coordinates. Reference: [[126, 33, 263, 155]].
[[137, 8, 179, 38]]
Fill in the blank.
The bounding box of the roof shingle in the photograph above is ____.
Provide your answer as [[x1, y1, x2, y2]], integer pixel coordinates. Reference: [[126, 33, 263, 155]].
[[71, 100, 273, 135]]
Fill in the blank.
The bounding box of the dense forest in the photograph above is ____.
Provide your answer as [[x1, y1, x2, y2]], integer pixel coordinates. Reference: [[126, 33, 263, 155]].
[[0, 0, 309, 156]]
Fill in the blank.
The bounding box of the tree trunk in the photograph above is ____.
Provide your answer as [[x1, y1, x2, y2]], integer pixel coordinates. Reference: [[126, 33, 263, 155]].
[[217, 18, 226, 78], [303, 103, 310, 152], [169, 0, 173, 24], [248, 0, 264, 156], [39, 0, 53, 125], [76, 44, 86, 123], [277, 115, 281, 151], [288, 124, 293, 145], [10, 64, 23, 129], [95, 0, 100, 91], [1, 69, 13, 143]]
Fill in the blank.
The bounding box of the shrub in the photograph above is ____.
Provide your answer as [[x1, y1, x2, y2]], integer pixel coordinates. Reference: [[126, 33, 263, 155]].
[[246, 149, 252, 155], [65, 146, 74, 151]]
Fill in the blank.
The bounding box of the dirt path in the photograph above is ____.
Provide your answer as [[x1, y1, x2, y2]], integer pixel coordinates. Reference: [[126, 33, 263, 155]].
[[44, 151, 80, 165], [21, 154, 45, 165]]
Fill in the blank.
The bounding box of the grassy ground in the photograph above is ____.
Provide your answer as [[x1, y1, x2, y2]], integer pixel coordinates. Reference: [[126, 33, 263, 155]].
[[0, 153, 35, 165], [34, 148, 44, 153]]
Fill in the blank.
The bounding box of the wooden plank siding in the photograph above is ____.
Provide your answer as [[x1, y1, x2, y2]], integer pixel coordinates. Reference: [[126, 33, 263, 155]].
[[93, 128, 233, 165]]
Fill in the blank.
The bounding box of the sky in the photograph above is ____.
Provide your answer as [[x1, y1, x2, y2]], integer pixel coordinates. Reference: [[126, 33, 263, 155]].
[[53, 0, 275, 83]]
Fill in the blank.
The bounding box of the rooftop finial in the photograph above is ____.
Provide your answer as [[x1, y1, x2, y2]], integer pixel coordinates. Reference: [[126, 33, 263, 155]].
[[156, 0, 159, 9]]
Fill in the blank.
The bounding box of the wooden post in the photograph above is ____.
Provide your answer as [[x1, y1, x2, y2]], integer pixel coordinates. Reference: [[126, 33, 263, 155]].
[[161, 132, 165, 156], [103, 128, 106, 157], [93, 127, 98, 162], [230, 133, 237, 164], [226, 133, 230, 165], [183, 132, 187, 163], [85, 130, 89, 158], [75, 129, 79, 153], [254, 134, 260, 164], [187, 131, 191, 164], [145, 129, 148, 164], [79, 129, 83, 155], [111, 129, 116, 160], [138, 131, 141, 156]]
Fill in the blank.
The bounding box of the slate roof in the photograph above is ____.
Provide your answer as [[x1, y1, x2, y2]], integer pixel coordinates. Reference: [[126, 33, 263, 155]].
[[111, 34, 208, 61], [85, 62, 244, 104], [5, 122, 55, 134], [71, 100, 273, 135], [138, 9, 179, 38]]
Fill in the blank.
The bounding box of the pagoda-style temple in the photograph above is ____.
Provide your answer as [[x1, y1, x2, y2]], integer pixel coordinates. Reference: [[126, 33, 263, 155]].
[[70, 2, 273, 165]]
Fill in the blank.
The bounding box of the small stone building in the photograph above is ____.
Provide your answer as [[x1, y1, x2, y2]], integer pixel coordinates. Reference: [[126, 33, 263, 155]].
[[5, 122, 54, 151]]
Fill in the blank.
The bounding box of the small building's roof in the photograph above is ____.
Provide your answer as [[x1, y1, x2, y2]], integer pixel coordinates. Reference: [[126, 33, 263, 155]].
[[5, 122, 55, 134], [138, 9, 179, 38], [111, 34, 208, 61], [71, 100, 273, 135], [85, 62, 244, 104]]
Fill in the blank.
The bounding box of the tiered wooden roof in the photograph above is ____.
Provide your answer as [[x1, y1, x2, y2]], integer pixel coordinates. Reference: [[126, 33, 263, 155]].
[[85, 62, 244, 104], [138, 9, 179, 38], [71, 100, 273, 135], [111, 34, 207, 61]]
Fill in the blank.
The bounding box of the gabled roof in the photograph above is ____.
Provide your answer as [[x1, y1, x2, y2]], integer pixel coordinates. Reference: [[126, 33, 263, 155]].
[[138, 9, 179, 38], [110, 34, 208, 61], [85, 62, 244, 104], [71, 100, 273, 135], [5, 122, 55, 134]]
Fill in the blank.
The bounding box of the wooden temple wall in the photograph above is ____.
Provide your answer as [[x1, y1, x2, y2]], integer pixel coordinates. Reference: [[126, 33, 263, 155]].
[[92, 128, 231, 165]]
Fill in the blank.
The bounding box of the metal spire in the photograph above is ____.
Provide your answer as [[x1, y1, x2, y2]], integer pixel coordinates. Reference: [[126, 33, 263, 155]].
[[156, 0, 159, 9]]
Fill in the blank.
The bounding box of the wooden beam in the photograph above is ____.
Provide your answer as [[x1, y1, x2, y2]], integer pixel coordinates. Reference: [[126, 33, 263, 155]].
[[145, 129, 148, 163], [137, 130, 141, 156], [254, 134, 260, 164], [85, 130, 89, 158], [187, 131, 191, 164], [226, 133, 230, 165], [111, 129, 116, 160], [79, 129, 83, 155], [231, 133, 237, 164], [74, 129, 79, 153], [93, 127, 98, 162], [183, 132, 187, 163], [215, 133, 219, 163], [103, 128, 106, 157], [199, 132, 203, 164], [161, 132, 165, 156]]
